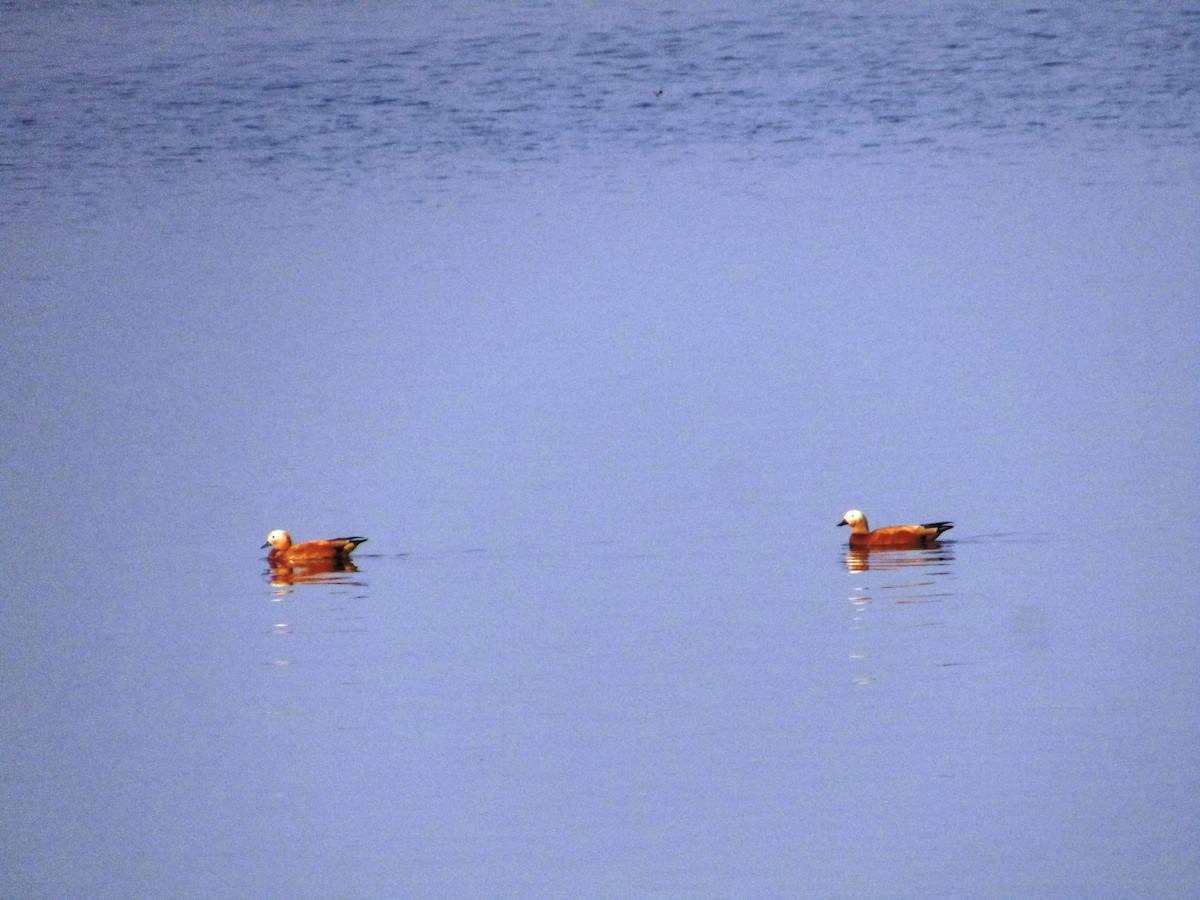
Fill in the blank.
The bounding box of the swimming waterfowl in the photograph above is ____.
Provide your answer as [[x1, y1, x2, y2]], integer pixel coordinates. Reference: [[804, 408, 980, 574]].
[[262, 530, 367, 564], [837, 510, 953, 548]]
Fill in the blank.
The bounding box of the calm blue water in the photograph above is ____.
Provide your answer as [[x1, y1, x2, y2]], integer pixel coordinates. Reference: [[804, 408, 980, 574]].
[[2, 3, 1198, 897]]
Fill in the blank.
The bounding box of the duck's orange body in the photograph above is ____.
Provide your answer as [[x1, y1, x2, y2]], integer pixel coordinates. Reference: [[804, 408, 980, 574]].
[[262, 530, 367, 565], [838, 510, 952, 548]]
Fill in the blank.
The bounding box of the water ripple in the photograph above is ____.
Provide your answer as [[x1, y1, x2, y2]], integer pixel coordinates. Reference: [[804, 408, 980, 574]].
[[1, 2, 1196, 211]]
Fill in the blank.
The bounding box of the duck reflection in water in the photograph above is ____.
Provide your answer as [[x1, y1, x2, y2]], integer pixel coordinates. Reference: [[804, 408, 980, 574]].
[[844, 544, 955, 573], [268, 557, 361, 587]]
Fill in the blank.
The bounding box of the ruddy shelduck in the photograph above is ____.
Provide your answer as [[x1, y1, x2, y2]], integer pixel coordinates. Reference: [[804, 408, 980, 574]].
[[837, 510, 952, 548], [262, 530, 367, 565]]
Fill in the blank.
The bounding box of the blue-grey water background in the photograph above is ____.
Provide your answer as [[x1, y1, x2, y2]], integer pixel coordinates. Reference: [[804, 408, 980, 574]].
[[2, 2, 1198, 897]]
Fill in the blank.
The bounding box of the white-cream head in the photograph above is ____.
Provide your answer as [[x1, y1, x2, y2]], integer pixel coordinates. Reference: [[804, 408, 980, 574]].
[[263, 529, 292, 550], [838, 510, 867, 531]]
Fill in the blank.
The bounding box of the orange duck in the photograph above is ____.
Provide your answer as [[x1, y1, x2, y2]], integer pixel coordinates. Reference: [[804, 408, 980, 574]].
[[262, 529, 367, 565], [837, 510, 952, 548]]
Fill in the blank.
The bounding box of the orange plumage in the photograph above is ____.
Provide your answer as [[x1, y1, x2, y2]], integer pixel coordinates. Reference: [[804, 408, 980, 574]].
[[837, 510, 952, 548], [261, 529, 367, 565]]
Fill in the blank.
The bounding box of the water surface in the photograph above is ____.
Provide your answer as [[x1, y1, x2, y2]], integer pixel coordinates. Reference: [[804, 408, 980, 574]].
[[1, 3, 1198, 897]]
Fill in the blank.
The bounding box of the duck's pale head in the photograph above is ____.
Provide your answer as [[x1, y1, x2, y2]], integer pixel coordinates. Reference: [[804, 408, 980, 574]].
[[838, 510, 869, 533], [262, 529, 292, 551]]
